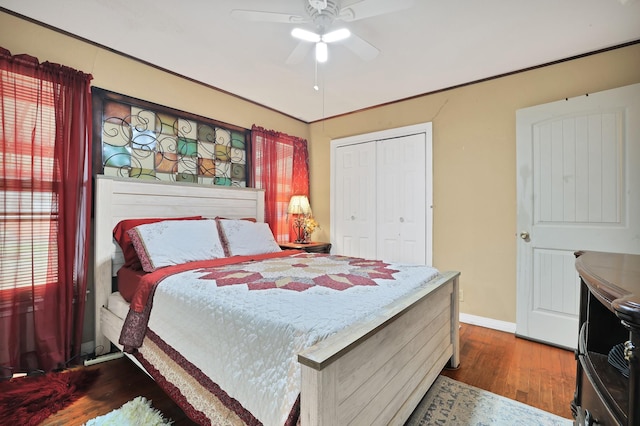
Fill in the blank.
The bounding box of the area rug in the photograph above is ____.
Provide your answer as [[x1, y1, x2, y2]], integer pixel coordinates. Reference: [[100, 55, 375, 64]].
[[84, 396, 172, 425], [0, 368, 100, 426], [405, 376, 572, 426]]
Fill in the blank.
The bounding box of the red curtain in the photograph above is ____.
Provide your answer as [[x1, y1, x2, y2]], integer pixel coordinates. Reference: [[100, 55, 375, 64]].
[[251, 125, 309, 243], [0, 47, 93, 374]]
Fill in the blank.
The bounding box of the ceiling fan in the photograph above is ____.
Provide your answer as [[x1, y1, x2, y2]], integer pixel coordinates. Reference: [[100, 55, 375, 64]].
[[231, 0, 414, 65]]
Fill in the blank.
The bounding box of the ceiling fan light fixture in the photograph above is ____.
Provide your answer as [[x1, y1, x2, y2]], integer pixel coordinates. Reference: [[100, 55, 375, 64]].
[[315, 41, 328, 63], [291, 28, 321, 42], [322, 28, 351, 43], [308, 0, 328, 13]]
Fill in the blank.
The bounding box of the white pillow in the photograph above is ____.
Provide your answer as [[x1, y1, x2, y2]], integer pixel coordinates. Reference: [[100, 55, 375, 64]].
[[128, 219, 225, 272], [217, 219, 282, 256]]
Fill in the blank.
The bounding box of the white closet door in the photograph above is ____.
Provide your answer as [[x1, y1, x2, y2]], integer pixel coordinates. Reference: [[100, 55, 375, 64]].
[[334, 142, 377, 259], [376, 133, 427, 264], [331, 122, 433, 264]]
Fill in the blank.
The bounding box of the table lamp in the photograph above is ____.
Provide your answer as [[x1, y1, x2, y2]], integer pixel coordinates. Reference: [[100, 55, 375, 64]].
[[287, 195, 312, 243]]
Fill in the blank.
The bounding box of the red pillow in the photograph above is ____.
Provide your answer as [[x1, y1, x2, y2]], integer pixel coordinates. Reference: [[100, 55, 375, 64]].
[[113, 216, 202, 270]]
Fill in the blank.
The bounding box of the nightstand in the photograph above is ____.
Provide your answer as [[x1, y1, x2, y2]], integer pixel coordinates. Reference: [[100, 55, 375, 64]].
[[279, 242, 332, 254]]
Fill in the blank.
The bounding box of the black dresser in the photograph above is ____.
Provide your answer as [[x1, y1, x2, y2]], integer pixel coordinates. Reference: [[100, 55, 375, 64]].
[[573, 251, 639, 425]]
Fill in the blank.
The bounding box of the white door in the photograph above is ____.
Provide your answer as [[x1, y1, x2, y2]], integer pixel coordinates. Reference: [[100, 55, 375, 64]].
[[331, 122, 433, 264], [377, 133, 427, 264], [334, 142, 377, 259], [516, 83, 640, 349]]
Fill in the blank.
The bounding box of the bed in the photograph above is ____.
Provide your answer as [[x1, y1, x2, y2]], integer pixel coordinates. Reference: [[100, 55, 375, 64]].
[[93, 175, 460, 426]]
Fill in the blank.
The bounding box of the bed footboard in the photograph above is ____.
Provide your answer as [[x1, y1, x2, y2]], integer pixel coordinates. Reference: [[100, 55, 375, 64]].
[[298, 271, 460, 425]]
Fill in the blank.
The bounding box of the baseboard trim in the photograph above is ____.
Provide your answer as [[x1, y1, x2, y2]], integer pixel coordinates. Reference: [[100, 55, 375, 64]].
[[459, 313, 516, 334]]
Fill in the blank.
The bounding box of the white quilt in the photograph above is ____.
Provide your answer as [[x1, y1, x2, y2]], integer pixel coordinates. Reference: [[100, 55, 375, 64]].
[[145, 253, 439, 426]]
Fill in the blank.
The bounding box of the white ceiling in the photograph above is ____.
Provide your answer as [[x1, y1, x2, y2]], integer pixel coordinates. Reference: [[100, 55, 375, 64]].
[[2, 0, 639, 122]]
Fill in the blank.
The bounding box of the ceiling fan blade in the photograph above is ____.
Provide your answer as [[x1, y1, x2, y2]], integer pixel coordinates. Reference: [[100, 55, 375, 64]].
[[292, 28, 321, 43], [338, 0, 414, 22], [286, 41, 314, 65], [322, 28, 351, 43], [342, 33, 379, 61], [230, 9, 308, 24]]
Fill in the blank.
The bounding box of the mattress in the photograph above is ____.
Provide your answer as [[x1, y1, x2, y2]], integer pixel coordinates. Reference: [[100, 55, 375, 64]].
[[107, 291, 130, 320]]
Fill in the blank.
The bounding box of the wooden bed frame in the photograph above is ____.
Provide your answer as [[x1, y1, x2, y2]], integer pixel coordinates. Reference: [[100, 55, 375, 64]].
[[93, 175, 460, 426]]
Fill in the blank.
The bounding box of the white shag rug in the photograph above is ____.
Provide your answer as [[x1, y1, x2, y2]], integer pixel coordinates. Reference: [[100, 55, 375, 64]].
[[405, 376, 573, 426], [84, 396, 172, 425]]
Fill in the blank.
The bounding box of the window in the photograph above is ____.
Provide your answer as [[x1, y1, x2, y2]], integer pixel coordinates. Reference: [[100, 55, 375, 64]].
[[253, 140, 294, 242], [251, 125, 309, 243], [1, 47, 92, 373], [0, 70, 58, 291]]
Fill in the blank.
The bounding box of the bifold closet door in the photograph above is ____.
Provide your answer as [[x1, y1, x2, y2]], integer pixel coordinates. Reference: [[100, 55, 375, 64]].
[[334, 142, 377, 259], [376, 133, 427, 264]]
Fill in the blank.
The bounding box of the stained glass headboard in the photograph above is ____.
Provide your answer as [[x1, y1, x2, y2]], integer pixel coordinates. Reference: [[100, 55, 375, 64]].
[[91, 87, 251, 187]]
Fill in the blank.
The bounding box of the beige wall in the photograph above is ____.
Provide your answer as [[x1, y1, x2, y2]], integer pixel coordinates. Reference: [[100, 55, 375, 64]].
[[309, 43, 640, 323], [2, 10, 640, 325]]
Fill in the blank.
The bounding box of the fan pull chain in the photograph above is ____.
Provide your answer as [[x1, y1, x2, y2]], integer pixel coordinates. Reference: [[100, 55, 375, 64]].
[[313, 58, 319, 91]]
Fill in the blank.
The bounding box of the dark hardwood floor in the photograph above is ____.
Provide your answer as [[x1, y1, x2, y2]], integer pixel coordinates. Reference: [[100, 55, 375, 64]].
[[440, 323, 576, 420], [41, 323, 576, 425], [42, 355, 199, 426]]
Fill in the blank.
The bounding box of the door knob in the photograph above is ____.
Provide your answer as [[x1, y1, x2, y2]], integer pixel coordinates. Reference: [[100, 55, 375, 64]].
[[520, 231, 530, 240]]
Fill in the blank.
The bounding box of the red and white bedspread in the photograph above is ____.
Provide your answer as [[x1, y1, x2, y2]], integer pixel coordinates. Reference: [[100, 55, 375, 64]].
[[119, 252, 440, 426]]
